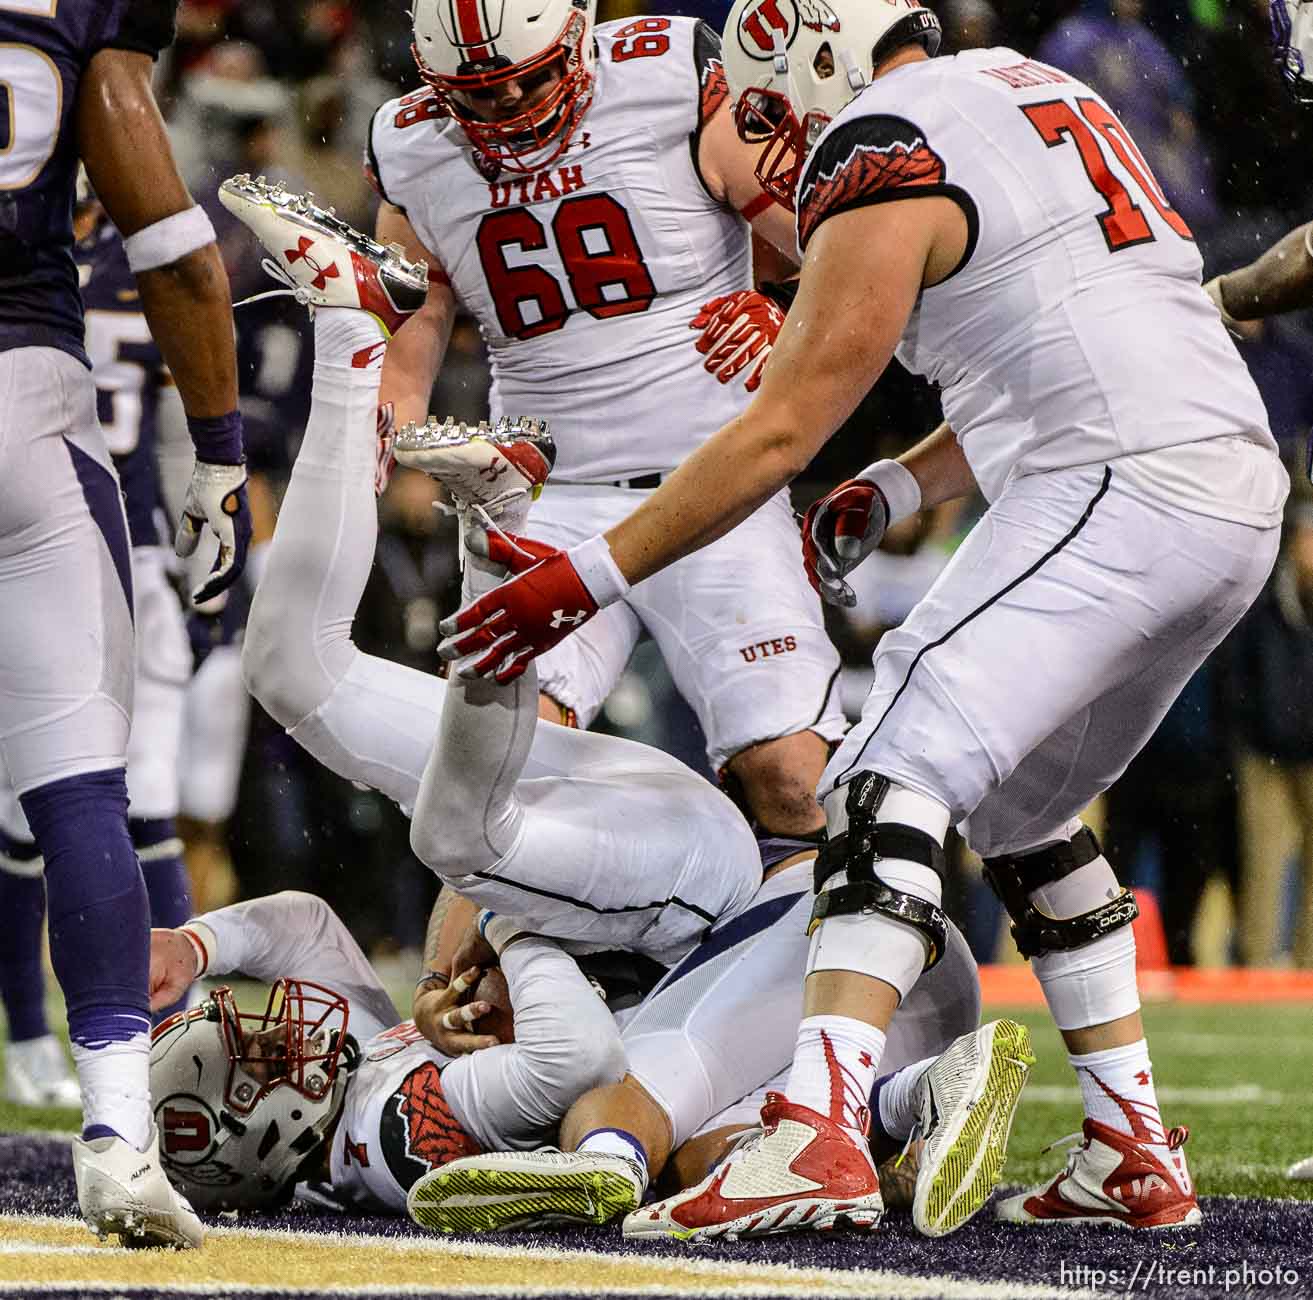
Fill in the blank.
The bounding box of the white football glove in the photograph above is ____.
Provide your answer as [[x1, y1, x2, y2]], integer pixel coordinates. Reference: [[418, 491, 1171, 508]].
[[174, 460, 253, 604]]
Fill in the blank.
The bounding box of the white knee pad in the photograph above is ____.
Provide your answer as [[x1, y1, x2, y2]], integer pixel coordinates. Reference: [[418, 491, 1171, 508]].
[[808, 776, 950, 1002]]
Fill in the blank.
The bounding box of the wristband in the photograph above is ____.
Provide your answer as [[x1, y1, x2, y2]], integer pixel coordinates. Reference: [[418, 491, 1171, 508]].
[[567, 534, 630, 609], [414, 968, 449, 996], [187, 411, 245, 467], [180, 923, 216, 978], [123, 205, 216, 273], [477, 910, 525, 955], [858, 459, 921, 525]]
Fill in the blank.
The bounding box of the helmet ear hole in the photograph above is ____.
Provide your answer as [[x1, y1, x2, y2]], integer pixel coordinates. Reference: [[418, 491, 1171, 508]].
[[257, 1121, 281, 1162], [813, 43, 835, 78]]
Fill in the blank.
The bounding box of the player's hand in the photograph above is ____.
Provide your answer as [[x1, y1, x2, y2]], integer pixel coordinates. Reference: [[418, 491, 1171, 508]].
[[149, 928, 198, 1013], [690, 290, 785, 392], [174, 461, 253, 604], [413, 964, 500, 1055], [438, 531, 603, 683], [802, 478, 891, 608]]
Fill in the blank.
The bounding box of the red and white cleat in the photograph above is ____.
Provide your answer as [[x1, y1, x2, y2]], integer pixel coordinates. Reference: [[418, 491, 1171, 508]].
[[622, 1092, 884, 1242], [218, 174, 428, 337], [393, 415, 555, 520], [996, 1119, 1202, 1230]]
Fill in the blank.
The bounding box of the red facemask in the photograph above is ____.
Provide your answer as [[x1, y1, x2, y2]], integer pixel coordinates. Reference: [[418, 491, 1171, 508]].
[[734, 87, 830, 210]]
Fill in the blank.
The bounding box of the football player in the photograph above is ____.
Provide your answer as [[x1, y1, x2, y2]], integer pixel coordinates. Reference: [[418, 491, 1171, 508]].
[[368, 0, 845, 869], [435, 0, 1289, 1236], [0, 0, 257, 1248], [226, 177, 760, 965]]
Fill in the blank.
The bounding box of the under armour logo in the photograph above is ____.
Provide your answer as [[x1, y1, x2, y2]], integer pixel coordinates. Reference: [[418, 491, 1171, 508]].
[[1135, 1069, 1151, 1087], [352, 340, 388, 369], [550, 609, 588, 628], [285, 235, 341, 291], [858, 1051, 873, 1068], [480, 459, 509, 483], [1111, 1173, 1170, 1203]]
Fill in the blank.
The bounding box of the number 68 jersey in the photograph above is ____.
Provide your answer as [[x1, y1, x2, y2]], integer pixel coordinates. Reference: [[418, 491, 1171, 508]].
[[795, 48, 1286, 526], [368, 18, 752, 485]]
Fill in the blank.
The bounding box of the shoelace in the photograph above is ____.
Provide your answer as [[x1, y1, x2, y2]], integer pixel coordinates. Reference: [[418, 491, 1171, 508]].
[[234, 256, 318, 310]]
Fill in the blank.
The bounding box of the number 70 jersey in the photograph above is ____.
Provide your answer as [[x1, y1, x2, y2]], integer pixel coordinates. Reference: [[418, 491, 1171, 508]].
[[368, 18, 753, 484], [795, 48, 1278, 517]]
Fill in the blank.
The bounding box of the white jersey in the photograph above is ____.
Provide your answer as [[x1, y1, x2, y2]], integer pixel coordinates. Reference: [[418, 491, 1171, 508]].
[[369, 18, 752, 483], [796, 49, 1286, 527]]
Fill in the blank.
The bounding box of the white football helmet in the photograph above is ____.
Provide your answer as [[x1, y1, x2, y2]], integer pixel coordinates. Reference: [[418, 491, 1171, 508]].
[[723, 0, 940, 207], [149, 981, 353, 1211], [411, 0, 598, 173], [1273, 0, 1313, 104]]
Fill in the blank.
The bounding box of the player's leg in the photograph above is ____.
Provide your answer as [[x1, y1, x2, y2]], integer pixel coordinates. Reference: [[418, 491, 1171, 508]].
[[397, 426, 760, 962], [0, 779, 80, 1107], [124, 546, 193, 1021], [0, 347, 199, 1247], [964, 513, 1279, 1229], [626, 487, 845, 844], [226, 184, 756, 960]]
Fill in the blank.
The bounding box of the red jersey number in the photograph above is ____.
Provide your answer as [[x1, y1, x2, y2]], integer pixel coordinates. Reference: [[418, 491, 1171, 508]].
[[1022, 98, 1192, 253], [477, 195, 656, 339], [611, 17, 671, 62]]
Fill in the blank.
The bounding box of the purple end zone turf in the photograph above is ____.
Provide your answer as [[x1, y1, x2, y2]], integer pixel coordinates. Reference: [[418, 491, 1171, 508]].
[[3, 1135, 1308, 1299]]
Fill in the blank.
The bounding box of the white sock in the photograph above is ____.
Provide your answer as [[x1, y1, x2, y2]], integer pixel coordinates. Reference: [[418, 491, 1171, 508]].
[[577, 1127, 650, 1190], [72, 1035, 152, 1151], [785, 1014, 886, 1145], [313, 306, 386, 366], [873, 1055, 937, 1143], [1070, 1039, 1167, 1145]]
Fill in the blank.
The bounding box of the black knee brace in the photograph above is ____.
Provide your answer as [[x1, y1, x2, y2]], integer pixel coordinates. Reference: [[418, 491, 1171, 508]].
[[982, 827, 1139, 959], [809, 773, 950, 970]]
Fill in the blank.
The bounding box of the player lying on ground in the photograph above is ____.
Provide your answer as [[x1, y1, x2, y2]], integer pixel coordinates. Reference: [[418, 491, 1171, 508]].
[[222, 175, 758, 972], [147, 883, 1026, 1236], [429, 0, 1290, 1236]]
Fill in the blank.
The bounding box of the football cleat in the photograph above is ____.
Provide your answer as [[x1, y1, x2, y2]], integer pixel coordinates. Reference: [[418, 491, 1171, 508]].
[[407, 1148, 644, 1233], [1288, 1155, 1313, 1180], [911, 1018, 1034, 1237], [3, 1034, 81, 1108], [218, 174, 428, 337], [72, 1126, 204, 1249], [393, 416, 556, 520], [623, 1092, 884, 1242], [996, 1119, 1202, 1230]]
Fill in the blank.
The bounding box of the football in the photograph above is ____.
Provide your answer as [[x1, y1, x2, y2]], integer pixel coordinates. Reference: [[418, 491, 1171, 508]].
[[474, 965, 515, 1044]]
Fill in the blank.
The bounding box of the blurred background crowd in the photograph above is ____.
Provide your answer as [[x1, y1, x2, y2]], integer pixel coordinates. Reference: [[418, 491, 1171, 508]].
[[113, 0, 1313, 974]]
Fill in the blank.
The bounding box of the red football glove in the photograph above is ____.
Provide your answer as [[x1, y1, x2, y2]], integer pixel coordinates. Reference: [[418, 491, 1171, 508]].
[[438, 531, 599, 684], [801, 479, 890, 608], [690, 290, 785, 392]]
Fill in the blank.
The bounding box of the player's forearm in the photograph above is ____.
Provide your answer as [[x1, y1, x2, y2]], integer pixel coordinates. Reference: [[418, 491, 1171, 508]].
[[605, 411, 813, 585], [896, 422, 977, 509], [1217, 223, 1313, 320], [378, 308, 451, 426], [136, 245, 240, 420]]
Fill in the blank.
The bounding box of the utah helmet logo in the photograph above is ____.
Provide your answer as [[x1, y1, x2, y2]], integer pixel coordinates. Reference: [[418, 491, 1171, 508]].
[[738, 0, 797, 59]]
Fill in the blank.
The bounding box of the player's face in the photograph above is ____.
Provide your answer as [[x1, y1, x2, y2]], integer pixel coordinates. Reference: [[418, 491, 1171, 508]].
[[454, 57, 565, 124]]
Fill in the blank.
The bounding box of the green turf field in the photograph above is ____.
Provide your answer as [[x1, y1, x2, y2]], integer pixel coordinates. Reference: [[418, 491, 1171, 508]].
[[4, 993, 1310, 1203]]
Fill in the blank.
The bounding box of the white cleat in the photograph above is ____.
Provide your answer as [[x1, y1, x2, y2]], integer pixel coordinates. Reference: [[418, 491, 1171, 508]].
[[1288, 1155, 1313, 1180], [3, 1034, 81, 1108], [72, 1127, 204, 1249], [911, 1018, 1034, 1237], [218, 174, 428, 337], [393, 416, 556, 520], [408, 1148, 645, 1233], [623, 1093, 884, 1242]]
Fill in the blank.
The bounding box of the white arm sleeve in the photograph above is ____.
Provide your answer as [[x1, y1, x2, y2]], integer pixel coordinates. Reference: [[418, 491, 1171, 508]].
[[191, 891, 402, 1039], [441, 937, 626, 1152]]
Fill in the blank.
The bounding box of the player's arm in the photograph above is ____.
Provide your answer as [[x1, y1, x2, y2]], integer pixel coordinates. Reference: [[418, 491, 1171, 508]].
[[375, 202, 458, 427], [442, 923, 626, 1147], [1207, 220, 1313, 324], [148, 891, 401, 1031], [605, 196, 966, 583], [78, 43, 251, 601]]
